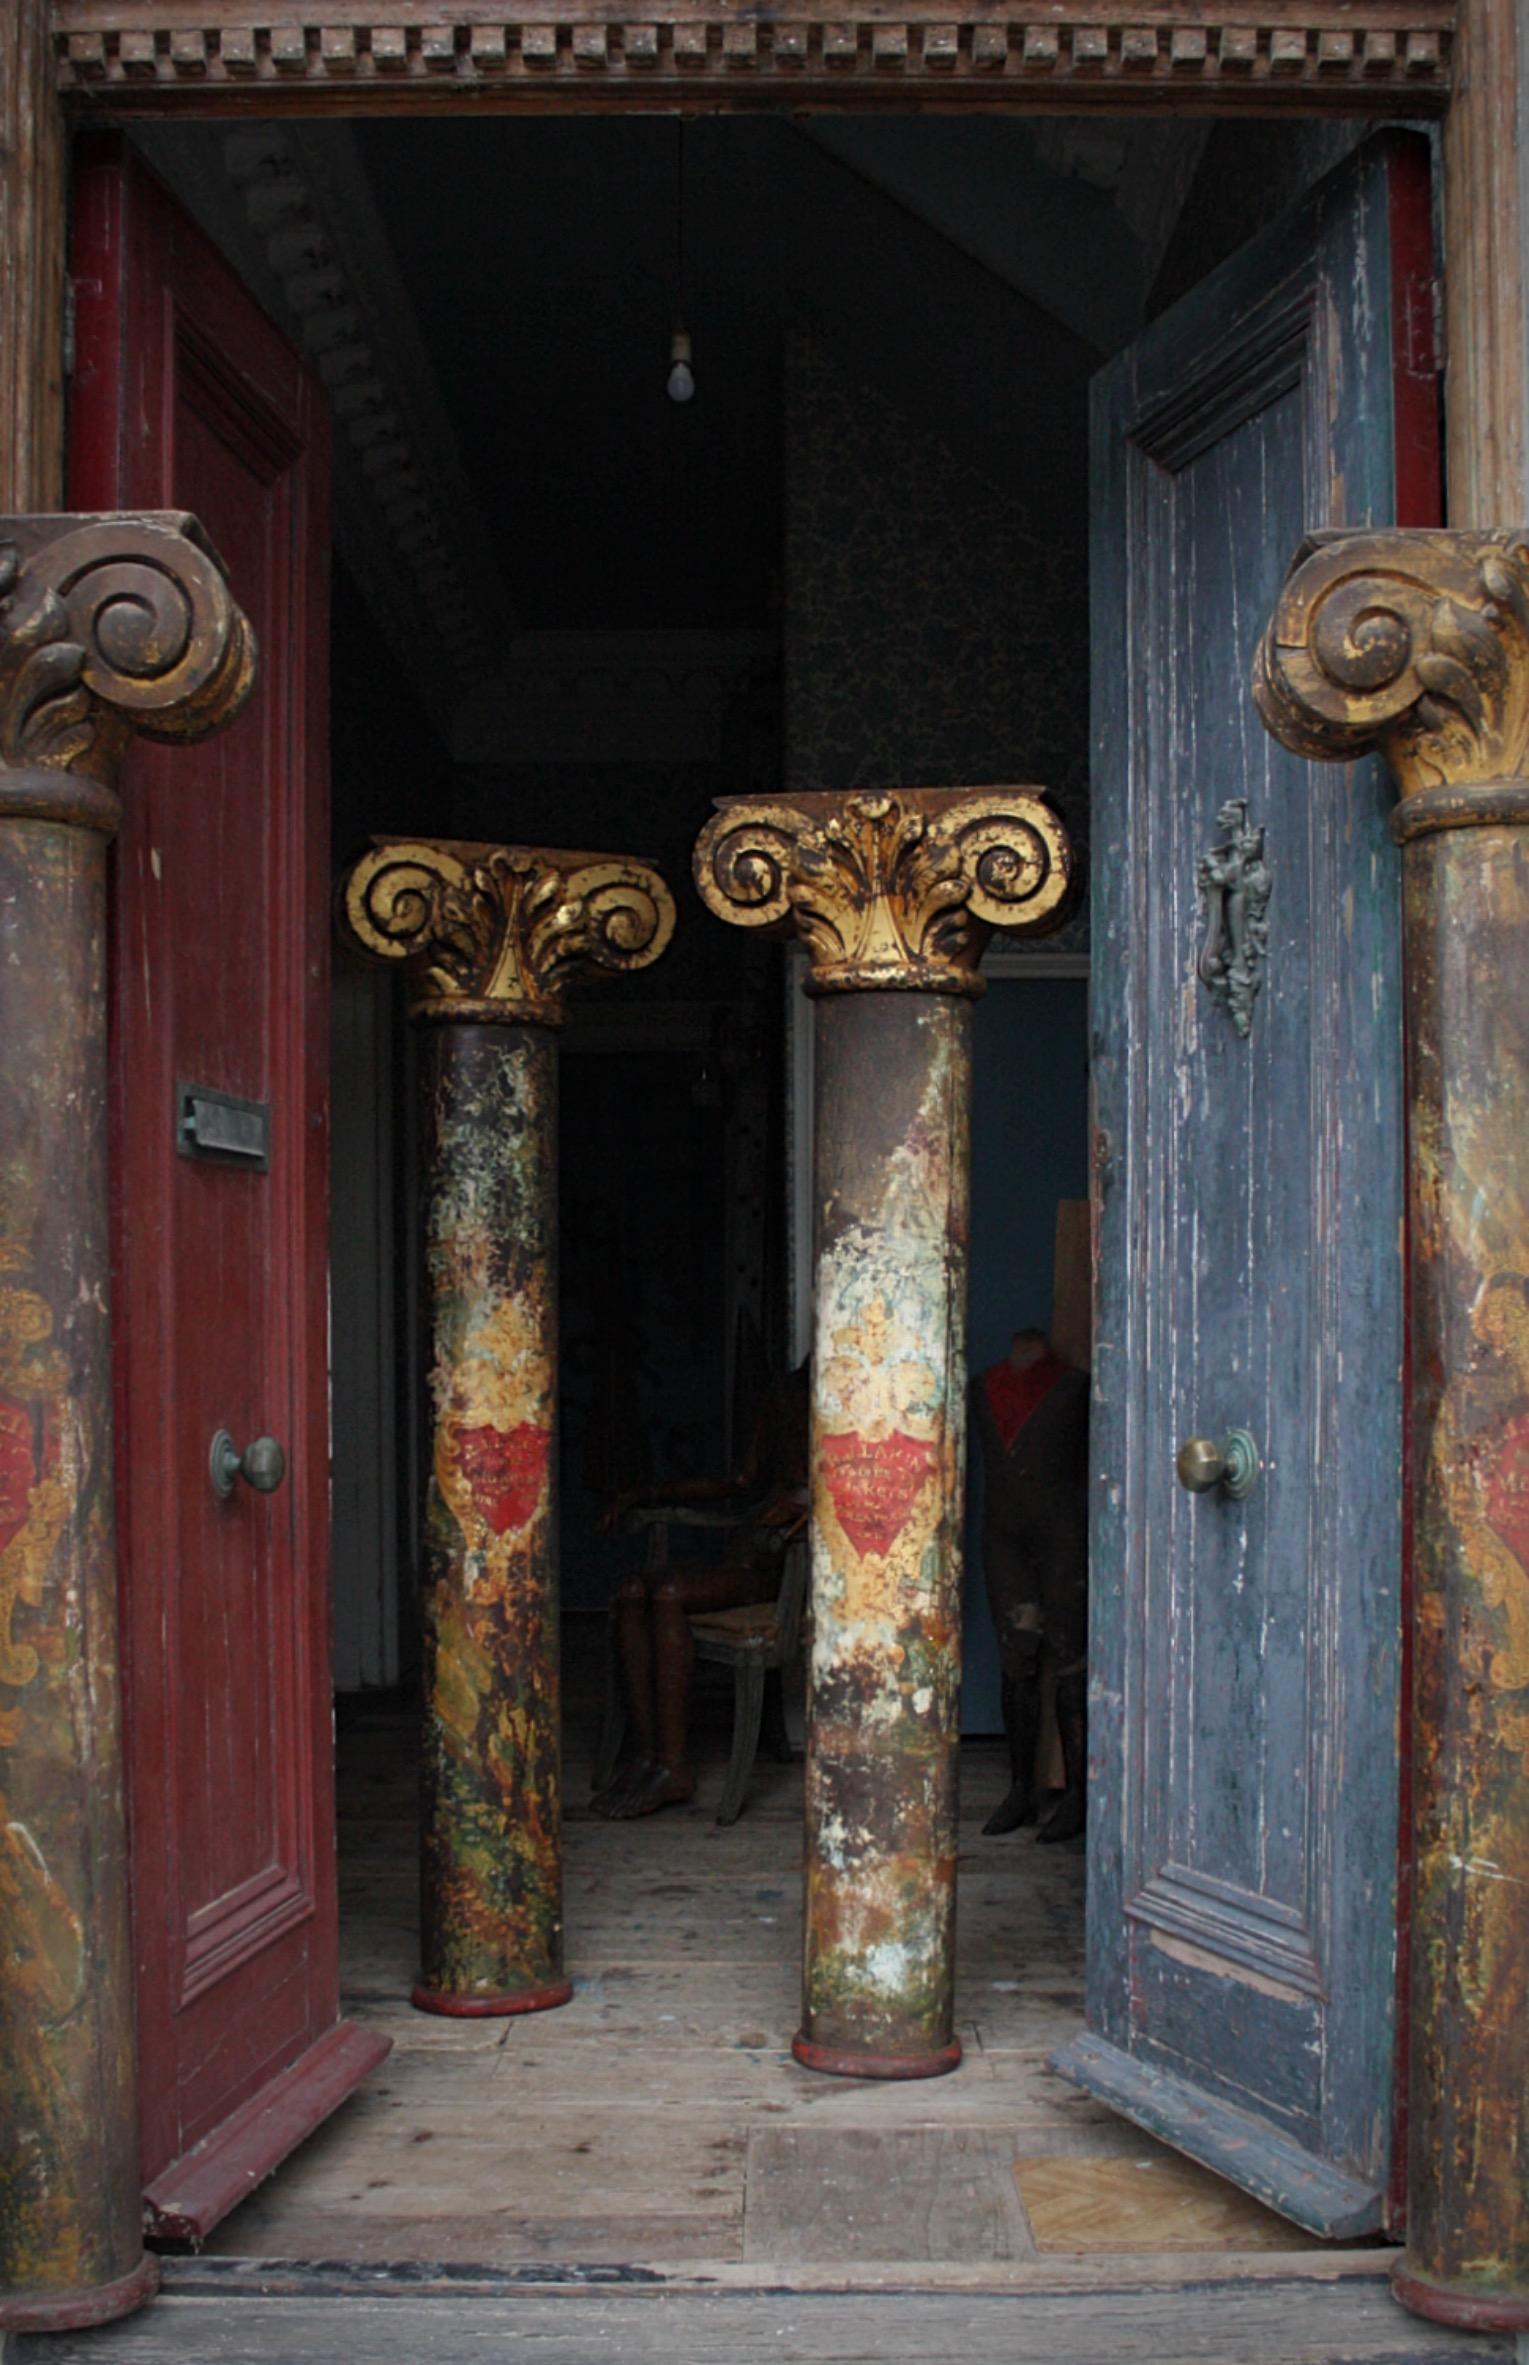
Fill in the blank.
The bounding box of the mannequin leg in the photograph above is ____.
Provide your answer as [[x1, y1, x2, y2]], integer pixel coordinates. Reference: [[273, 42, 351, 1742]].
[[600, 1565, 772, 1819]]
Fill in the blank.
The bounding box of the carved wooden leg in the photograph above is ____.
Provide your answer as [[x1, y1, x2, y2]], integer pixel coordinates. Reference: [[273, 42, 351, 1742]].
[[763, 1669, 794, 1766], [717, 1657, 767, 1827]]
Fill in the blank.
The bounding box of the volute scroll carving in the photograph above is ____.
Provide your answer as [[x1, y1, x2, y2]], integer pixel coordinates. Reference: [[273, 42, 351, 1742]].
[[1254, 528, 1529, 828], [339, 836, 677, 1022], [0, 512, 257, 827], [693, 786, 1073, 994]]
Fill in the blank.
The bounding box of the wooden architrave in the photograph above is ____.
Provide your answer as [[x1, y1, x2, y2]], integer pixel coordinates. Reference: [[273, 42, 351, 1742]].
[[2, 0, 67, 510], [1442, 0, 1529, 526], [47, 6, 1455, 109], [0, 0, 1526, 2322], [11, 0, 1517, 534]]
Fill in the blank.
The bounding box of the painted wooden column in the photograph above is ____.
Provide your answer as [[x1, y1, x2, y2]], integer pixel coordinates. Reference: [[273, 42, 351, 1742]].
[[695, 789, 1072, 2077], [339, 840, 674, 2016], [1257, 528, 1529, 2333], [0, 513, 254, 2333]]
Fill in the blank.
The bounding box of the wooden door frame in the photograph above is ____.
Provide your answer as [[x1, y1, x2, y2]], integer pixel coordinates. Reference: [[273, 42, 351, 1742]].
[[4, 1, 1524, 521], [0, 0, 1522, 2302]]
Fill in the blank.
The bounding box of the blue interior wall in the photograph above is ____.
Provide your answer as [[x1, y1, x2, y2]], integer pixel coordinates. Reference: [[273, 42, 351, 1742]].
[[961, 974, 1091, 1731]]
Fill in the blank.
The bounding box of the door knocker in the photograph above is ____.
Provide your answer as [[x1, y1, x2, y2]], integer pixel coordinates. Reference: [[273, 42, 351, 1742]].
[[1196, 797, 1270, 1041]]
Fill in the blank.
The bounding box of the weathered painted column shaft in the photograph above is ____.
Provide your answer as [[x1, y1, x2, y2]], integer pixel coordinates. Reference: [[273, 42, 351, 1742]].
[[804, 987, 972, 2074], [0, 515, 253, 2332], [340, 840, 674, 2015], [1257, 528, 1529, 2333], [695, 788, 1072, 2077]]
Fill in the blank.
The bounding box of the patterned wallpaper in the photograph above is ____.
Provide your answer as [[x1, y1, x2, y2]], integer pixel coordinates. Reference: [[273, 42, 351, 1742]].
[[783, 333, 1090, 948]]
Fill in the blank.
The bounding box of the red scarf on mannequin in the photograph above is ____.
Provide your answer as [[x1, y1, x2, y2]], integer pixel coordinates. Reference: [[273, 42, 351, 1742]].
[[982, 1352, 1068, 1453]]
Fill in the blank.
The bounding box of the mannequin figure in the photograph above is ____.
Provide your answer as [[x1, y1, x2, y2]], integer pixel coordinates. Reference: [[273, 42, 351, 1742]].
[[971, 1327, 1090, 1840]]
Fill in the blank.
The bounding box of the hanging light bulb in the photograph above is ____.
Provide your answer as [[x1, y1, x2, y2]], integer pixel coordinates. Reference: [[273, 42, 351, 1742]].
[[667, 327, 695, 404], [665, 124, 695, 404]]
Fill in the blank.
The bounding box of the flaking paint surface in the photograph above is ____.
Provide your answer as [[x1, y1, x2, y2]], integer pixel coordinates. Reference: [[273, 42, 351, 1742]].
[[0, 822, 140, 2301], [418, 1023, 563, 2006], [804, 994, 970, 2061], [1405, 828, 1529, 2296]]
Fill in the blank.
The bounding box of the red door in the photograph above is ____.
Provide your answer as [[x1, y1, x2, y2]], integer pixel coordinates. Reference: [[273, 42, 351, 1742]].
[[68, 139, 387, 2237]]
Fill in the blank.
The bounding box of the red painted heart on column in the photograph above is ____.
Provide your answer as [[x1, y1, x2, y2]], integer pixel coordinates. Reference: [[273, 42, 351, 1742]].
[[454, 1421, 552, 1538], [0, 1396, 37, 1561], [820, 1429, 938, 1561]]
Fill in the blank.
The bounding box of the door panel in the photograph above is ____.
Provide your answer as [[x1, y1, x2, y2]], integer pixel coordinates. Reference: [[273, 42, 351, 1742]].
[[1055, 136, 1439, 2234], [69, 138, 387, 2225]]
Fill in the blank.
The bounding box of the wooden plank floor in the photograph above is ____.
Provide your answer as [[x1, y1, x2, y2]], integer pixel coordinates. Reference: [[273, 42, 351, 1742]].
[[192, 1649, 1152, 2273], [14, 1635, 1508, 2359], [14, 2265, 1515, 2363], [187, 1642, 1371, 2272]]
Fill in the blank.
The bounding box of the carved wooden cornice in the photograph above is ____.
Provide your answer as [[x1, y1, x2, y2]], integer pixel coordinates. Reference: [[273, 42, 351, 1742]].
[[0, 511, 255, 832], [1254, 528, 1529, 842], [52, 8, 1454, 109], [339, 835, 677, 1024], [693, 787, 1072, 995]]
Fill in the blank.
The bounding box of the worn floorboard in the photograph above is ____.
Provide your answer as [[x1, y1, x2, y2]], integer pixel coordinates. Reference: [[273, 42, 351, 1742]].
[[17, 2271, 1511, 2362], [20, 1662, 1476, 2357], [742, 2128, 1036, 2261], [209, 1685, 1122, 2271]]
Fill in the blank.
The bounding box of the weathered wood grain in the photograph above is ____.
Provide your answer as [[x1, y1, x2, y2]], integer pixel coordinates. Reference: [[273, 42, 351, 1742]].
[[1080, 134, 1424, 2233], [16, 2272, 1510, 2362], [46, 5, 1457, 116], [1442, 0, 1529, 525], [0, 0, 66, 509], [743, 2130, 1035, 2261], [1014, 2146, 1326, 2253]]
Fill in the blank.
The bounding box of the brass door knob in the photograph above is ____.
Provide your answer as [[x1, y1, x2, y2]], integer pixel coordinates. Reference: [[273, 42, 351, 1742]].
[[1175, 1428, 1260, 1500], [210, 1429, 287, 1499]]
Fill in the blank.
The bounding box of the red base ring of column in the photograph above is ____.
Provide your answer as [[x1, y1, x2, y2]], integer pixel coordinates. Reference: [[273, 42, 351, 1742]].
[[792, 2031, 962, 2081], [0, 2251, 160, 2333], [411, 1976, 573, 2018], [1392, 2264, 1529, 2332]]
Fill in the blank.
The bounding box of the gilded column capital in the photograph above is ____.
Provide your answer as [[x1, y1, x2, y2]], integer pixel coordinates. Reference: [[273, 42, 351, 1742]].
[[338, 837, 677, 1024], [0, 511, 257, 833], [1254, 527, 1529, 841], [692, 786, 1073, 995]]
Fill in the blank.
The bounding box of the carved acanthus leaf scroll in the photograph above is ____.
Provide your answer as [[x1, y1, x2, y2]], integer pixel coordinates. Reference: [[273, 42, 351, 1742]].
[[693, 787, 1072, 993], [0, 512, 256, 798], [1254, 529, 1529, 805], [339, 836, 677, 1021]]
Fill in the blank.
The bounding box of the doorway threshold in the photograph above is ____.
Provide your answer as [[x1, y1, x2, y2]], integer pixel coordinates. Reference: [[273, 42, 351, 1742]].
[[21, 2252, 1504, 2364]]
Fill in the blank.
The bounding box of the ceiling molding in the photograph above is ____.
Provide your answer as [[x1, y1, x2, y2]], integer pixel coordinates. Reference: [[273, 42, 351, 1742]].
[[58, 13, 1454, 111], [130, 119, 514, 741]]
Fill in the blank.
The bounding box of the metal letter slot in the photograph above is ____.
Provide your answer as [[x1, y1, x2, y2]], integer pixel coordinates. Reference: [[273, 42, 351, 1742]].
[[176, 1083, 270, 1170]]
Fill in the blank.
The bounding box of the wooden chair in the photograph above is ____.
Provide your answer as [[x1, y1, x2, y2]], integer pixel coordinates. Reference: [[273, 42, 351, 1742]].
[[596, 1504, 809, 1824]]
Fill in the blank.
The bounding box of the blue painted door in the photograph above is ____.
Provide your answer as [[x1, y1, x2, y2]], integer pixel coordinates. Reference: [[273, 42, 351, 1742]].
[[1055, 137, 1439, 2235]]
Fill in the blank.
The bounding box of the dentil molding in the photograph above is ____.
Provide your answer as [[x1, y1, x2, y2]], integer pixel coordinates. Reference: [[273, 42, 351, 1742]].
[[55, 9, 1454, 108]]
